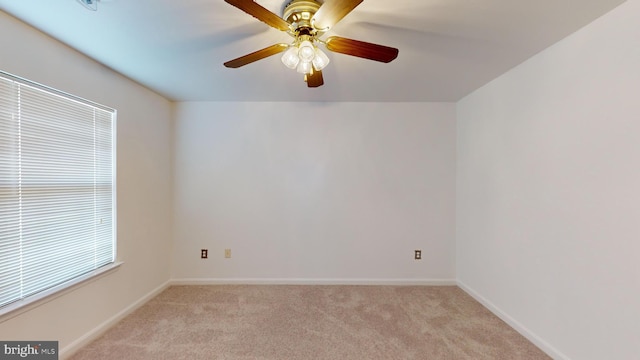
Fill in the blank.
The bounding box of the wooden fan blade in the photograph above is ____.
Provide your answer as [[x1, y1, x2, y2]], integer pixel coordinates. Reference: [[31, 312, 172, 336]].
[[325, 36, 399, 63], [224, 43, 289, 68], [312, 0, 363, 30], [306, 69, 324, 88], [225, 0, 291, 31]]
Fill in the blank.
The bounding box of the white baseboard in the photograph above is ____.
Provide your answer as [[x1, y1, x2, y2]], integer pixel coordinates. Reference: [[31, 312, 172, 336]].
[[456, 280, 569, 360], [170, 278, 457, 286], [60, 280, 171, 359]]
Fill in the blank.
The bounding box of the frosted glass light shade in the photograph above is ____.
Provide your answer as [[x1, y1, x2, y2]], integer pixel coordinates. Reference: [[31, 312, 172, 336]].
[[296, 61, 312, 74], [312, 47, 330, 71], [281, 47, 300, 69], [298, 41, 316, 62]]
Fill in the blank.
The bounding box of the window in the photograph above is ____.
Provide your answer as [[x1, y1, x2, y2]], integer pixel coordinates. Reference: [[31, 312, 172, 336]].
[[0, 71, 115, 311]]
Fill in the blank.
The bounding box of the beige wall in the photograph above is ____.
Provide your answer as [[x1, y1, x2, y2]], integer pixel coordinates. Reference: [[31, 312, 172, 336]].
[[456, 0, 640, 358], [0, 11, 173, 356], [172, 102, 456, 283]]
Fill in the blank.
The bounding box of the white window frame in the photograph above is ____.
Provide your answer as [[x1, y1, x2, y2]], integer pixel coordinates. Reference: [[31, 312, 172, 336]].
[[0, 71, 119, 319]]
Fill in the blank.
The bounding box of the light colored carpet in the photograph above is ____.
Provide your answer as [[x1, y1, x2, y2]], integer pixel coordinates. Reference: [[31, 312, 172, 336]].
[[69, 285, 551, 359]]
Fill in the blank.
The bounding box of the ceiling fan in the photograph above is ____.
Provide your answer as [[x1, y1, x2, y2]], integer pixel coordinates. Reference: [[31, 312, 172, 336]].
[[223, 0, 399, 88]]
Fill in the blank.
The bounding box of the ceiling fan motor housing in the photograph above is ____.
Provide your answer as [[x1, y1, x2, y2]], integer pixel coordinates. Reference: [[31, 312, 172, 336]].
[[283, 0, 323, 37]]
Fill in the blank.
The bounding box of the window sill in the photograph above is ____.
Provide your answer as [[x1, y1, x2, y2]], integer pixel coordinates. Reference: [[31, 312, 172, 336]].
[[0, 261, 124, 323]]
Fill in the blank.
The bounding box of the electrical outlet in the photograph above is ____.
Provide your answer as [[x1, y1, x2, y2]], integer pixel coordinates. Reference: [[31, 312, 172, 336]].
[[414, 250, 422, 260], [201, 249, 208, 259], [225, 249, 231, 258]]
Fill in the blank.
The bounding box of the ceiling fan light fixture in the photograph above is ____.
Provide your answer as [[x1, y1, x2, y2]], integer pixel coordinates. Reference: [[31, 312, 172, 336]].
[[282, 40, 330, 74], [281, 46, 300, 69]]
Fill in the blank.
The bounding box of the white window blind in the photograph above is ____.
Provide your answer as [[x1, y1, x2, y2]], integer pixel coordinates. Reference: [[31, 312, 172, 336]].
[[0, 72, 115, 310]]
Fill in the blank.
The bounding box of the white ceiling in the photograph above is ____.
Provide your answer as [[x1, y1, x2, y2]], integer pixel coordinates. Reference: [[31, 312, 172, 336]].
[[0, 0, 625, 102]]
